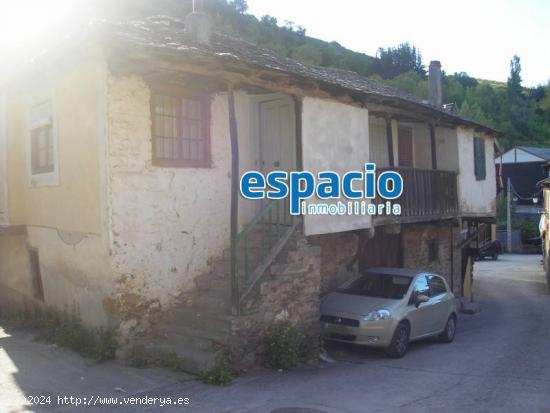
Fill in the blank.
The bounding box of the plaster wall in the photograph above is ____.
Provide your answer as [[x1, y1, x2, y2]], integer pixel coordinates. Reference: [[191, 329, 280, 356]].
[[4, 56, 103, 233], [302, 97, 371, 235], [412, 123, 431, 169], [435, 127, 459, 172], [369, 116, 389, 167], [457, 128, 496, 216], [106, 76, 261, 310], [0, 50, 113, 326]]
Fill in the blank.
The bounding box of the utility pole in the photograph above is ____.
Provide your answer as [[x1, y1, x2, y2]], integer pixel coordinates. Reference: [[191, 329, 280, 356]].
[[507, 178, 512, 253]]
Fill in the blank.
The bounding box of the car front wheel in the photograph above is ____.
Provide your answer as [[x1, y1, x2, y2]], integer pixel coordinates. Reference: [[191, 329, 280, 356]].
[[439, 314, 457, 343], [386, 322, 409, 358]]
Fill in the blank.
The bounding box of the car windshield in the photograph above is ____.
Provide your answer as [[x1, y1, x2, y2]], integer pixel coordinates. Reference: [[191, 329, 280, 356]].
[[338, 272, 412, 299]]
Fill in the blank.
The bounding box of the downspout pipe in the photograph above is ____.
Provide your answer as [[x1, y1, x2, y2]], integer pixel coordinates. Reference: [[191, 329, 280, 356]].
[[228, 85, 240, 315]]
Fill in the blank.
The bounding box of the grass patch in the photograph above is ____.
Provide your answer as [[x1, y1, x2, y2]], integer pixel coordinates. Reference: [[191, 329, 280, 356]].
[[2, 307, 117, 362], [160, 351, 186, 372]]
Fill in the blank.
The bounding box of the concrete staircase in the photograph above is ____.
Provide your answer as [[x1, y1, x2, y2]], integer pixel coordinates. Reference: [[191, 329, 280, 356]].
[[144, 257, 234, 374], [141, 208, 299, 374]]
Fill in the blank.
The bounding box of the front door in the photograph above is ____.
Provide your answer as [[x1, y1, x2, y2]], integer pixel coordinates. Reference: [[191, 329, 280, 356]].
[[259, 97, 296, 175], [397, 126, 413, 167]]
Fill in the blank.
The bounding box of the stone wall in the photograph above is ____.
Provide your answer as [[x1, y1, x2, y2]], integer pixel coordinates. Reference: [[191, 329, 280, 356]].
[[230, 227, 321, 367], [402, 223, 462, 295], [308, 231, 359, 294]]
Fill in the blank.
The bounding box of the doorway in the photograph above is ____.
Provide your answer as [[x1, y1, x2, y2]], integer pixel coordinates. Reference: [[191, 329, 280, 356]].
[[398, 126, 413, 167]]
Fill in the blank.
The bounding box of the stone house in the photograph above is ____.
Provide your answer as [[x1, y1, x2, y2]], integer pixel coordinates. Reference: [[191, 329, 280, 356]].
[[0, 14, 499, 372]]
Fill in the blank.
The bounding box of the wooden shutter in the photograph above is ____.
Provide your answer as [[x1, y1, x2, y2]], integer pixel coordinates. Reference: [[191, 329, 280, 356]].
[[474, 137, 486, 180]]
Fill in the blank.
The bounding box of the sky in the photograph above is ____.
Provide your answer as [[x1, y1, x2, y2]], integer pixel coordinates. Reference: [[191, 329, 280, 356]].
[[0, 0, 548, 86], [246, 0, 550, 87]]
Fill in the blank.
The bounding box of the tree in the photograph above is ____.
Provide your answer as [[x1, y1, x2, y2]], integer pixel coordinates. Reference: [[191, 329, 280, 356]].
[[373, 43, 426, 79], [229, 0, 247, 14], [260, 15, 278, 26]]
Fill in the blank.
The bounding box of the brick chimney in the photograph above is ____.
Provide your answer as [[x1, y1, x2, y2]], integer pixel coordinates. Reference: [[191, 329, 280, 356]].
[[185, 11, 211, 44], [428, 60, 442, 107]]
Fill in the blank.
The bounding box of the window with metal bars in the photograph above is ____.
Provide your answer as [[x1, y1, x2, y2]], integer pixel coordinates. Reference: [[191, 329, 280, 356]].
[[151, 91, 211, 167]]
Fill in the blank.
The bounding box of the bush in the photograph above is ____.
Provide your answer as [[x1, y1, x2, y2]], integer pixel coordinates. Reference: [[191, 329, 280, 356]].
[[513, 219, 539, 243], [199, 360, 233, 386], [160, 351, 186, 372], [35, 307, 117, 362], [263, 321, 304, 370]]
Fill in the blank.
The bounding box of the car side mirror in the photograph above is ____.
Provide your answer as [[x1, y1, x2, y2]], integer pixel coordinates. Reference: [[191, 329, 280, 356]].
[[415, 294, 430, 308]]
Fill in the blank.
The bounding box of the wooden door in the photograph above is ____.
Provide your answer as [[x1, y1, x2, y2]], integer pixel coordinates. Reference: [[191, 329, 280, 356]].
[[398, 126, 413, 167], [258, 97, 296, 218], [259, 97, 296, 174], [359, 231, 403, 270]]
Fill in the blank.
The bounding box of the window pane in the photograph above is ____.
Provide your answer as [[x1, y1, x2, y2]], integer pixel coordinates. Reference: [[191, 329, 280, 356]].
[[152, 93, 209, 165], [413, 276, 429, 296], [153, 95, 179, 160], [474, 138, 486, 180], [428, 276, 447, 296], [183, 98, 201, 119], [338, 272, 412, 300], [31, 124, 53, 174]]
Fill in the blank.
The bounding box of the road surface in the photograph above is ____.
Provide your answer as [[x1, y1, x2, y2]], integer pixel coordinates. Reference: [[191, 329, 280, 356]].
[[1, 254, 549, 412]]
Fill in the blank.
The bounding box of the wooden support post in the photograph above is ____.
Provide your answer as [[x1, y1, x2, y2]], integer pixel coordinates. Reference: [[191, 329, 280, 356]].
[[385, 115, 394, 167], [228, 85, 240, 315], [507, 178, 512, 253], [293, 96, 303, 171], [463, 256, 473, 302], [429, 123, 437, 170]]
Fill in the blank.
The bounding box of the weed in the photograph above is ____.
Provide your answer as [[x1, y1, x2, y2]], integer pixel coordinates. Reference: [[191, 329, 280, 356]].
[[160, 351, 186, 372], [3, 306, 117, 362], [199, 361, 233, 386], [263, 320, 303, 370]]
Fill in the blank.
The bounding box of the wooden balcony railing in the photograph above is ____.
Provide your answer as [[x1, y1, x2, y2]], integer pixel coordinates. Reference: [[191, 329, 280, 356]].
[[374, 167, 458, 224]]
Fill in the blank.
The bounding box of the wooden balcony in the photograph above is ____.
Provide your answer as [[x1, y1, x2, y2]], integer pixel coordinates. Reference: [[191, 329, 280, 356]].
[[374, 167, 459, 225]]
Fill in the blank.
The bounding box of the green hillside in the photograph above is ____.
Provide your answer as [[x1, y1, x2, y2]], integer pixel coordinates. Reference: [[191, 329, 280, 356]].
[[100, 0, 550, 149]]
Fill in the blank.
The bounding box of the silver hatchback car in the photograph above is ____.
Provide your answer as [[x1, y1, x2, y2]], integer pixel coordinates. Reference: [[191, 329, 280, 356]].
[[321, 268, 457, 358]]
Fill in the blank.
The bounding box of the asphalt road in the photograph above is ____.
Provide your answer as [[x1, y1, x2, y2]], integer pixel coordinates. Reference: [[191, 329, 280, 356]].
[[2, 254, 550, 412]]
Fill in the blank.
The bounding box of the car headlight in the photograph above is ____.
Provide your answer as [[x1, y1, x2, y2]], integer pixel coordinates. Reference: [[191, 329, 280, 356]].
[[363, 309, 391, 321]]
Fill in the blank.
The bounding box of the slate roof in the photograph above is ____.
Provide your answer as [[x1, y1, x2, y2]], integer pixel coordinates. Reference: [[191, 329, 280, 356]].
[[517, 146, 550, 161], [95, 16, 500, 136]]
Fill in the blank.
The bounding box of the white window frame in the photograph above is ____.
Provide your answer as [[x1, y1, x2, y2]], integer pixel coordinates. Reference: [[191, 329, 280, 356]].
[[26, 84, 59, 187]]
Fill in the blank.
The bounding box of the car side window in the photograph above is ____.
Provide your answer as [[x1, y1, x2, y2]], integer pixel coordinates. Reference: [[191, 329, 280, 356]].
[[409, 276, 429, 305], [428, 275, 447, 297]]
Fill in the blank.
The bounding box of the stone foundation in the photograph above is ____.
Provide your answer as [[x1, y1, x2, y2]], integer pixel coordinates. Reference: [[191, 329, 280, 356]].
[[307, 232, 359, 294], [230, 228, 321, 367], [402, 223, 462, 295]]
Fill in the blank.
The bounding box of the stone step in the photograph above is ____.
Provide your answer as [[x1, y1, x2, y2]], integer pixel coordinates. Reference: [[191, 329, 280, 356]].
[[144, 341, 219, 375], [208, 258, 231, 275], [160, 306, 233, 333], [194, 274, 230, 291], [191, 291, 232, 311], [150, 323, 230, 352]]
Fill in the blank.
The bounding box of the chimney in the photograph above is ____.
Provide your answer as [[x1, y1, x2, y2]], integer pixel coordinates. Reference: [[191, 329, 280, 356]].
[[428, 60, 442, 107], [185, 11, 211, 44]]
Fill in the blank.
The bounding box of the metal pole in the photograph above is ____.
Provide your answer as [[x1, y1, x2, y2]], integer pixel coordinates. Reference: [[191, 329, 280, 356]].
[[507, 178, 512, 253]]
